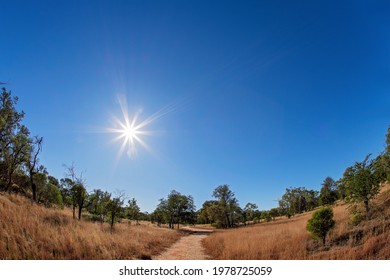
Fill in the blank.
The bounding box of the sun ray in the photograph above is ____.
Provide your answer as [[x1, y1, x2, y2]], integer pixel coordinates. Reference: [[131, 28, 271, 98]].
[[100, 94, 178, 160]]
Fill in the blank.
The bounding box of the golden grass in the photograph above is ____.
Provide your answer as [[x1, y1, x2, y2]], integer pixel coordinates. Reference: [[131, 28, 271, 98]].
[[203, 184, 390, 260], [0, 194, 181, 259]]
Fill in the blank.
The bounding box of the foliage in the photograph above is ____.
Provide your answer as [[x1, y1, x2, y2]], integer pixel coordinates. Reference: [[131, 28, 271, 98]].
[[25, 136, 43, 201], [335, 179, 347, 200], [70, 183, 89, 220], [375, 126, 390, 181], [155, 190, 196, 229], [319, 177, 338, 205], [0, 88, 31, 191], [107, 193, 125, 231], [243, 203, 258, 224], [261, 211, 272, 222], [211, 184, 241, 228], [342, 154, 386, 217], [306, 207, 335, 245], [279, 187, 319, 217], [126, 198, 141, 224], [88, 189, 111, 222], [39, 183, 63, 208], [269, 207, 280, 220]]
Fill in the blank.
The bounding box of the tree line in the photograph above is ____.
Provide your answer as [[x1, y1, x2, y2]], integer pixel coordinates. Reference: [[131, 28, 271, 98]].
[[1, 87, 390, 231]]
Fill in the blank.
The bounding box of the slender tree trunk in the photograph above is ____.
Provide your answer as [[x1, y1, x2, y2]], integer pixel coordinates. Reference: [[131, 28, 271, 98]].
[[78, 206, 83, 220], [364, 199, 370, 219], [32, 182, 37, 202], [6, 172, 13, 193], [110, 213, 115, 232]]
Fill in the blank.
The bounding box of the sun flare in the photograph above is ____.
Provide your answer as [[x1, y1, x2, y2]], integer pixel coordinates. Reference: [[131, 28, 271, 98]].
[[103, 95, 177, 159]]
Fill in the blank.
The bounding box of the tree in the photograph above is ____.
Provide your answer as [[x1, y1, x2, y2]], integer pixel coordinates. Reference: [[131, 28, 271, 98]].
[[376, 126, 390, 180], [38, 174, 63, 208], [39, 182, 63, 208], [0, 88, 31, 192], [243, 203, 258, 224], [261, 210, 272, 222], [306, 207, 335, 245], [212, 184, 240, 228], [151, 203, 166, 226], [70, 183, 90, 220], [25, 136, 43, 202], [269, 207, 280, 221], [278, 187, 319, 217], [157, 190, 196, 229], [343, 154, 386, 217], [107, 193, 125, 231], [126, 198, 141, 225], [88, 188, 111, 223], [319, 177, 338, 206], [197, 200, 218, 224], [335, 179, 347, 200], [63, 163, 90, 220], [59, 177, 74, 207]]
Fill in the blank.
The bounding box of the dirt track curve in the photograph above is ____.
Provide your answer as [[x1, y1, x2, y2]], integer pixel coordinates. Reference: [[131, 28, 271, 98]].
[[153, 227, 213, 260]]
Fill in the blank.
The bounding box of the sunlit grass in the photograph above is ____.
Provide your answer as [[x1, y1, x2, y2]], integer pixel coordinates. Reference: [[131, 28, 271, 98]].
[[0, 194, 181, 259], [203, 183, 390, 260]]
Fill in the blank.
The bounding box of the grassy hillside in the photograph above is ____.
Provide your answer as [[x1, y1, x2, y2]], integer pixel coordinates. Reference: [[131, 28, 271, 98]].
[[203, 183, 390, 260], [0, 194, 181, 259]]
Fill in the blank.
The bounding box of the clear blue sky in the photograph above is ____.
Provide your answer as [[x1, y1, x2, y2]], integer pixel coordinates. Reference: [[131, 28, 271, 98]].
[[1, 0, 389, 212]]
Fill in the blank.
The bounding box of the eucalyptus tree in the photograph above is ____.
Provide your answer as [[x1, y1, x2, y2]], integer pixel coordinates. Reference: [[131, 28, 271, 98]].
[[63, 163, 90, 220], [88, 188, 111, 223], [212, 184, 240, 228], [25, 136, 43, 201], [343, 154, 386, 217], [278, 187, 319, 217], [319, 177, 338, 206], [0, 88, 31, 192], [107, 192, 125, 231], [126, 198, 141, 224], [243, 203, 258, 224], [155, 190, 196, 229]]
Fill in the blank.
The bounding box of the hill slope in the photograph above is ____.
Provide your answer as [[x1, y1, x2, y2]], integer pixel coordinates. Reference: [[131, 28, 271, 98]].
[[0, 194, 181, 259], [203, 184, 390, 259]]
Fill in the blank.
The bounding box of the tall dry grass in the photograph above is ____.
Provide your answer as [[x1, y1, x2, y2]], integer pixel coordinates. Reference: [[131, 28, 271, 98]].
[[0, 194, 181, 259], [203, 184, 390, 260]]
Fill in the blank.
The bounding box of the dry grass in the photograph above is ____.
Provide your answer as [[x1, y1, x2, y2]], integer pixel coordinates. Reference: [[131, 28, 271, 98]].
[[0, 194, 181, 259], [203, 184, 390, 260]]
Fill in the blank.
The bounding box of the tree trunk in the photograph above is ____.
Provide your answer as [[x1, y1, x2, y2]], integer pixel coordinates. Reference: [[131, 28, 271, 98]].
[[32, 182, 37, 202], [110, 214, 115, 232], [6, 172, 13, 193], [78, 206, 83, 220], [364, 199, 370, 219]]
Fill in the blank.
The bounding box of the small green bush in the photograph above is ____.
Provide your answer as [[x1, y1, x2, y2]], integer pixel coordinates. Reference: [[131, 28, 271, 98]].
[[349, 204, 364, 226], [306, 207, 335, 245]]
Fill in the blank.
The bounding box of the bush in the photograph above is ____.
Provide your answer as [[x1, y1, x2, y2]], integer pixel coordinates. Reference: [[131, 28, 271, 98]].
[[306, 207, 335, 245], [349, 204, 364, 226]]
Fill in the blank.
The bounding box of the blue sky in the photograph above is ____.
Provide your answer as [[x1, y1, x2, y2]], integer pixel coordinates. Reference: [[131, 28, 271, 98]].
[[1, 0, 389, 212]]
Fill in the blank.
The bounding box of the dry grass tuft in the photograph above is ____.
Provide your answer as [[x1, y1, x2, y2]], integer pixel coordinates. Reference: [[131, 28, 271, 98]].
[[0, 194, 181, 259]]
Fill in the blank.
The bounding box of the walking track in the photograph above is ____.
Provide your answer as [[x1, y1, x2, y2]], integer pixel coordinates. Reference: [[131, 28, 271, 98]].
[[153, 227, 213, 260]]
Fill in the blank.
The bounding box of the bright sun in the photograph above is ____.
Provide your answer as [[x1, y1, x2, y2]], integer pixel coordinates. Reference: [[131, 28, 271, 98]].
[[104, 95, 177, 159]]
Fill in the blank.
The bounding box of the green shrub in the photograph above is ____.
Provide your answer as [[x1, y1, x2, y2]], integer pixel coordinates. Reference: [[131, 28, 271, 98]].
[[306, 207, 335, 245]]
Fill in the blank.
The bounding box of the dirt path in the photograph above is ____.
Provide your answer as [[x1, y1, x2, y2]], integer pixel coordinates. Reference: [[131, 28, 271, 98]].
[[153, 227, 213, 260]]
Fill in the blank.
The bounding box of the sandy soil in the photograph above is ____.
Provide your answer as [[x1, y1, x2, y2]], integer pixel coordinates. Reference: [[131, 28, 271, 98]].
[[153, 227, 213, 260]]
